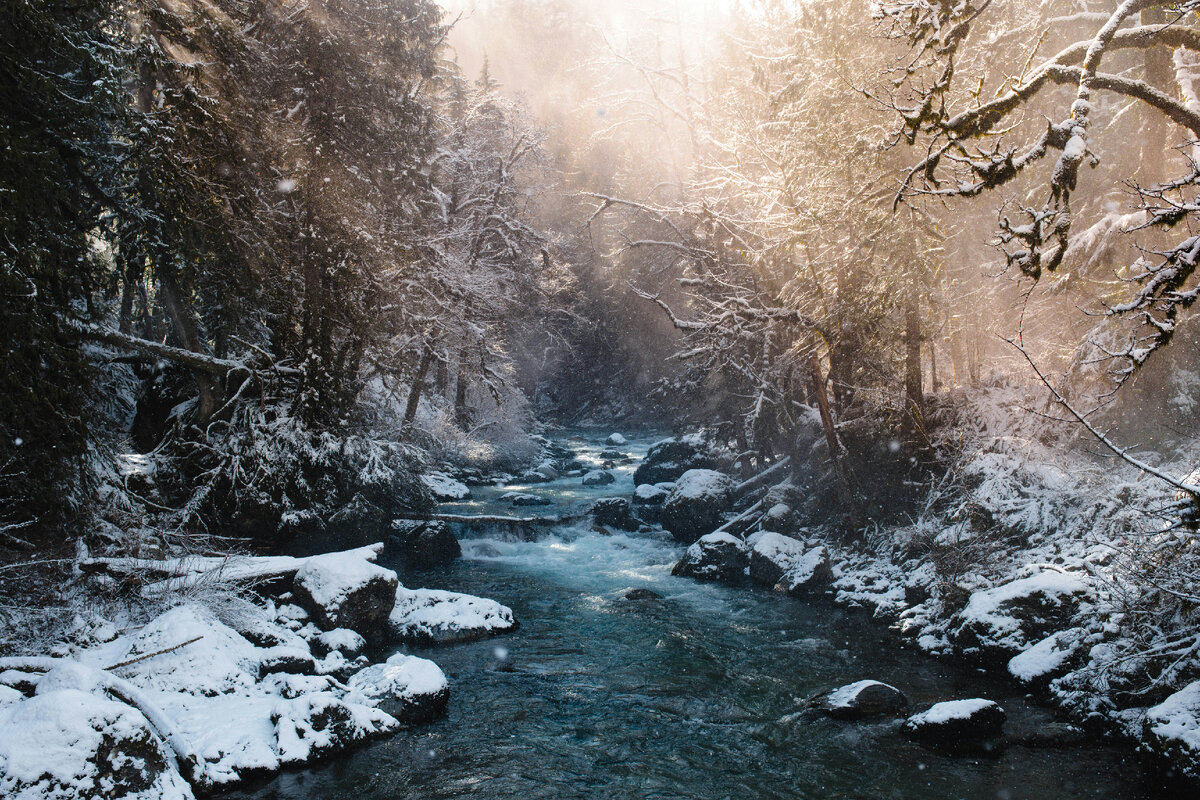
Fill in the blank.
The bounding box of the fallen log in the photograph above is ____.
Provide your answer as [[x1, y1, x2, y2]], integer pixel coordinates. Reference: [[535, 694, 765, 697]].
[[734, 457, 791, 497], [80, 543, 385, 597], [394, 512, 577, 526]]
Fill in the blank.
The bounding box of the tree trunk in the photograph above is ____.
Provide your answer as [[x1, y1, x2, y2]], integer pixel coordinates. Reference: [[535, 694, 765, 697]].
[[903, 284, 924, 436], [157, 270, 223, 423], [403, 345, 436, 425], [453, 345, 470, 429], [809, 353, 858, 525]]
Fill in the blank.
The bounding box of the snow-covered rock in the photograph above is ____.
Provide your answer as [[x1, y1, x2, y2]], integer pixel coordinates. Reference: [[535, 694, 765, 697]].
[[421, 472, 471, 502], [292, 551, 399, 636], [388, 587, 518, 646], [633, 483, 670, 505], [389, 519, 462, 566], [605, 433, 627, 446], [500, 492, 553, 507], [671, 532, 748, 584], [633, 434, 716, 485], [0, 689, 195, 800], [272, 692, 397, 766], [660, 469, 735, 543], [519, 460, 560, 483], [590, 497, 640, 531], [950, 570, 1091, 662], [1142, 681, 1200, 785], [903, 699, 1006, 751], [347, 653, 449, 724], [582, 469, 616, 486], [820, 679, 908, 720], [312, 629, 366, 660], [118, 604, 261, 696], [1007, 629, 1082, 685], [746, 531, 825, 591]]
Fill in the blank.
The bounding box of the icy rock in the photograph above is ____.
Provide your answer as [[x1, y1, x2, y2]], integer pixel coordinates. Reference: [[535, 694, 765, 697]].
[[421, 472, 471, 502], [598, 449, 628, 460], [903, 699, 1006, 751], [775, 546, 830, 596], [0, 689, 195, 800], [633, 434, 716, 485], [582, 469, 616, 486], [660, 469, 736, 543], [671, 532, 748, 584], [606, 433, 627, 446], [591, 497, 640, 531], [389, 520, 462, 566], [312, 628, 366, 660], [388, 587, 518, 646], [271, 692, 398, 766], [1143, 681, 1200, 785], [820, 680, 908, 720], [346, 653, 449, 724], [292, 552, 400, 637], [950, 570, 1091, 662]]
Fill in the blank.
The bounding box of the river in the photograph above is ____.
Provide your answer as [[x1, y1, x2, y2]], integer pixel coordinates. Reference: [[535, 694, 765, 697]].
[[235, 431, 1158, 800]]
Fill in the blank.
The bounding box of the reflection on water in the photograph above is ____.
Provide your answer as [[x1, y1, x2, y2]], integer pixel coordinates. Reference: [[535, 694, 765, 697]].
[[233, 430, 1159, 800]]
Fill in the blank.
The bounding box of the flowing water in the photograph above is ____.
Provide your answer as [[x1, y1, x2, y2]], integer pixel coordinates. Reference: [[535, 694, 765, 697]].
[[237, 432, 1159, 800]]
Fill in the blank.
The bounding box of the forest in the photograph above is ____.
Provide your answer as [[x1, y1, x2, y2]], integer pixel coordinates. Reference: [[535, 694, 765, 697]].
[[3, 1, 1200, 798]]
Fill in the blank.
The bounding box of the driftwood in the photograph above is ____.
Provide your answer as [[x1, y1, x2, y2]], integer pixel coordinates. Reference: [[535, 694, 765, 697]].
[[80, 543, 384, 598]]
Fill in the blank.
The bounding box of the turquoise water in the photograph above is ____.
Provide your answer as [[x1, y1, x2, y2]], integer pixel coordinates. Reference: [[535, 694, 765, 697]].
[[234, 431, 1159, 800]]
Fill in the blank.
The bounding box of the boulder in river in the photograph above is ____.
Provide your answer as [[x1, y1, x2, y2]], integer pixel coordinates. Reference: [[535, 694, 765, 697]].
[[388, 587, 518, 645], [633, 434, 718, 485], [292, 551, 399, 637], [819, 680, 908, 720], [903, 699, 1006, 752], [671, 532, 748, 584], [582, 469, 616, 486], [623, 587, 663, 601], [500, 492, 553, 507], [606, 433, 627, 446], [346, 653, 450, 724], [660, 469, 736, 543], [591, 497, 640, 531], [389, 520, 462, 566]]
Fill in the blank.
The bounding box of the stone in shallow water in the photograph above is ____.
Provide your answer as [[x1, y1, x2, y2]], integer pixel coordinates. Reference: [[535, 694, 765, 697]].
[[591, 497, 640, 531], [582, 469, 616, 486], [820, 679, 908, 720], [660, 469, 736, 543], [903, 699, 1006, 752], [623, 587, 663, 601], [388, 587, 518, 646], [671, 532, 748, 584], [500, 492, 553, 507], [347, 653, 449, 724]]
